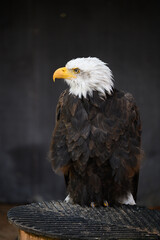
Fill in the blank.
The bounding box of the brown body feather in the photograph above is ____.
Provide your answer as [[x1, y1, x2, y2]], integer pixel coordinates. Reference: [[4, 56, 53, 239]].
[[50, 89, 142, 206]]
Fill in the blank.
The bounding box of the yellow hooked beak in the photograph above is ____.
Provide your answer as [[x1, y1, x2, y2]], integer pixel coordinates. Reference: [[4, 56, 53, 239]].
[[53, 67, 76, 82]]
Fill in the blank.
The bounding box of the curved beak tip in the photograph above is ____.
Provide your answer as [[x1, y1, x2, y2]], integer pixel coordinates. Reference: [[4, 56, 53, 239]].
[[52, 67, 76, 83], [53, 74, 56, 82]]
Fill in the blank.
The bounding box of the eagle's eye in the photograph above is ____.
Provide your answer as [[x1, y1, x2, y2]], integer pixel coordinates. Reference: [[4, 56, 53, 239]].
[[73, 68, 80, 74]]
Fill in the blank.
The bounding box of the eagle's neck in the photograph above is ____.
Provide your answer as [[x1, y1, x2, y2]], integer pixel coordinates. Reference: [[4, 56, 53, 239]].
[[66, 75, 114, 99]]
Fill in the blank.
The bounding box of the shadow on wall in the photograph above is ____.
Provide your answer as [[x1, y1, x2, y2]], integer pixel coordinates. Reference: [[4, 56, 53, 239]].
[[0, 145, 66, 203]]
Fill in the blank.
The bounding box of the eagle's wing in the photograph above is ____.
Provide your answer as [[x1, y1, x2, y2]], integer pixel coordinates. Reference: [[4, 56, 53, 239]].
[[50, 90, 71, 174], [50, 89, 91, 177], [89, 91, 142, 203], [90, 91, 142, 201], [113, 93, 142, 200]]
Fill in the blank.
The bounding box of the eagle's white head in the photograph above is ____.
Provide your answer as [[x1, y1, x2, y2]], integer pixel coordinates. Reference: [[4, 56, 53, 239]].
[[53, 57, 114, 98]]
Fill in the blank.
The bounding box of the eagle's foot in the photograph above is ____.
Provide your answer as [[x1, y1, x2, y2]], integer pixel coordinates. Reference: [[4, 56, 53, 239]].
[[103, 200, 109, 207], [90, 202, 96, 208]]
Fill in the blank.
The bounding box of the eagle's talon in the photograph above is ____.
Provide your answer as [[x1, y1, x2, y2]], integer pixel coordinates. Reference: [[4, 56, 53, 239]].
[[103, 200, 109, 207], [91, 202, 96, 208]]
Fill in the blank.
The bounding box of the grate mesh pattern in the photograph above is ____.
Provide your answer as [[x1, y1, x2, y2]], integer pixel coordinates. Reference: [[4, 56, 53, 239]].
[[8, 201, 160, 240]]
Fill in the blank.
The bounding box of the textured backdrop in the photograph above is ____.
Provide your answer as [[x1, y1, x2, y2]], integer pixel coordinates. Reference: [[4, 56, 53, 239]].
[[0, 0, 160, 206]]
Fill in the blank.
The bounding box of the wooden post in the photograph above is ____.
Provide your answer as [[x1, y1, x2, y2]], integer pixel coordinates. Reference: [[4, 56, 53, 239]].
[[19, 230, 59, 240]]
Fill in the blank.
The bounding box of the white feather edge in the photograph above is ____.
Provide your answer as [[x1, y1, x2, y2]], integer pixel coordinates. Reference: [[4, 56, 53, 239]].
[[64, 192, 136, 205], [118, 192, 136, 205], [64, 194, 73, 204]]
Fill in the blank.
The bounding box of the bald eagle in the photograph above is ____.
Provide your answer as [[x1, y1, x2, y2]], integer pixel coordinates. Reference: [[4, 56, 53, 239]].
[[50, 57, 142, 207]]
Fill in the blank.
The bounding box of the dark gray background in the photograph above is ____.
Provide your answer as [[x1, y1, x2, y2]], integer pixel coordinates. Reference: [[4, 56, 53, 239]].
[[0, 0, 160, 206]]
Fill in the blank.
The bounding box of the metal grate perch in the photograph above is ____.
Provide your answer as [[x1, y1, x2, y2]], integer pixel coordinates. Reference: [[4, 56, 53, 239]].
[[8, 200, 160, 239]]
